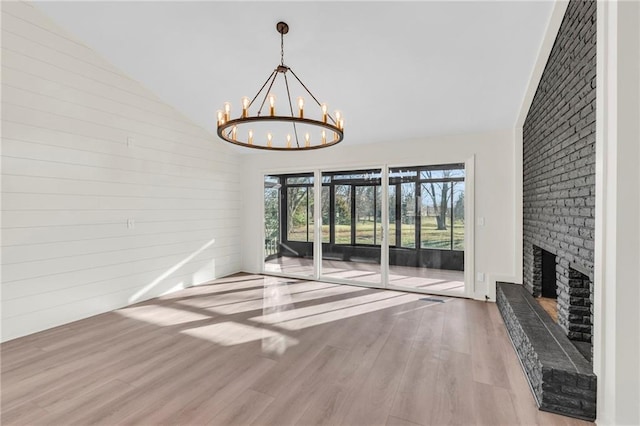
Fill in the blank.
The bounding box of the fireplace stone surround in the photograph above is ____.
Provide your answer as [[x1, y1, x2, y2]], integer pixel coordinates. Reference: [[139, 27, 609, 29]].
[[499, 0, 598, 421], [522, 0, 596, 347]]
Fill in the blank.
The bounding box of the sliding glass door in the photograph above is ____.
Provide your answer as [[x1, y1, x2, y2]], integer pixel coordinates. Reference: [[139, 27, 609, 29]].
[[386, 165, 466, 296], [263, 162, 469, 297], [263, 174, 315, 278], [319, 169, 383, 286]]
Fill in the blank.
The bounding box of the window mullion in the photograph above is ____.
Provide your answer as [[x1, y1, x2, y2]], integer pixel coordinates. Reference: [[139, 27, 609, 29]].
[[450, 183, 454, 250], [415, 180, 420, 250], [351, 185, 356, 245]]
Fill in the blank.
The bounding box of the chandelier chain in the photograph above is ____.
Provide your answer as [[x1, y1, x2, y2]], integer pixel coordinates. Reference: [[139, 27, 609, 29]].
[[280, 31, 285, 66]]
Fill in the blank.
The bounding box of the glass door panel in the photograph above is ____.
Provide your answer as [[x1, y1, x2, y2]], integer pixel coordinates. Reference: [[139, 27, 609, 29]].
[[355, 186, 375, 244], [387, 164, 466, 296], [420, 181, 452, 249], [320, 169, 382, 285], [263, 173, 315, 278], [264, 175, 280, 263]]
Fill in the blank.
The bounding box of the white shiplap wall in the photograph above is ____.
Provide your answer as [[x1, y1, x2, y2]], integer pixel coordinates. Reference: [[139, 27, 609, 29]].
[[1, 1, 242, 341]]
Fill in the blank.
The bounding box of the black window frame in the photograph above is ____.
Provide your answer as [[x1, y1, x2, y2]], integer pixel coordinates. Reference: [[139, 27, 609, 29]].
[[276, 163, 464, 251]]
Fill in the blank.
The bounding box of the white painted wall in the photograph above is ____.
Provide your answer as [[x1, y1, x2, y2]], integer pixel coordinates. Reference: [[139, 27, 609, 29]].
[[0, 1, 241, 342], [240, 129, 516, 301], [594, 1, 640, 424]]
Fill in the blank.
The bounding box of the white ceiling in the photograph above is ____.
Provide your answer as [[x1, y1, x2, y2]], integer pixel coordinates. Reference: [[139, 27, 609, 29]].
[[33, 1, 554, 151]]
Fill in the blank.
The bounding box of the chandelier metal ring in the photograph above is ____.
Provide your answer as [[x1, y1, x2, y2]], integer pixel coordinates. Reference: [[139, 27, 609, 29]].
[[216, 21, 344, 151], [217, 116, 343, 151]]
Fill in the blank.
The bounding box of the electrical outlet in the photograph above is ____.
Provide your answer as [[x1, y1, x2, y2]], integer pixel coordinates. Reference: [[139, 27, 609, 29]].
[[127, 136, 135, 147], [477, 272, 485, 282], [127, 219, 135, 229], [477, 217, 485, 226]]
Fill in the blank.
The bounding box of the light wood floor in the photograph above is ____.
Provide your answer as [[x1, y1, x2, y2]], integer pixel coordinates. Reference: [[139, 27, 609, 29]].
[[537, 297, 559, 323], [1, 274, 592, 426], [265, 257, 465, 295]]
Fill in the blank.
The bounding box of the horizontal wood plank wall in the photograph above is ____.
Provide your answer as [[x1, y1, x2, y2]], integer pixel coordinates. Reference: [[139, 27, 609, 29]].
[[1, 1, 242, 341]]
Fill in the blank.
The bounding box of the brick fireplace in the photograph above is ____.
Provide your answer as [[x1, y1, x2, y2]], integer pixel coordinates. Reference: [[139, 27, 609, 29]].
[[497, 0, 597, 420], [522, 0, 596, 347], [531, 245, 593, 344]]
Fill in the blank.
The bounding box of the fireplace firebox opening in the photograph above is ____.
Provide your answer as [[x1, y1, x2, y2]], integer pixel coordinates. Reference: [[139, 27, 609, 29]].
[[533, 246, 559, 323], [541, 249, 557, 299]]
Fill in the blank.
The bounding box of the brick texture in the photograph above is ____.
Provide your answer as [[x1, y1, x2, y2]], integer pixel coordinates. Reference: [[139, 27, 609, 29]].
[[523, 0, 596, 343]]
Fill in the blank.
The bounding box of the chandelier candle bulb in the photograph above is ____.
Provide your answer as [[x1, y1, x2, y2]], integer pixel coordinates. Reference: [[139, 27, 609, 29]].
[[241, 97, 250, 118], [297, 97, 304, 118], [335, 110, 341, 127], [339, 119, 344, 130], [305, 133, 310, 147], [248, 129, 254, 145], [321, 103, 328, 123], [267, 132, 273, 148], [286, 134, 292, 148], [224, 102, 231, 122], [322, 130, 326, 145], [231, 126, 237, 140], [216, 110, 223, 126], [269, 94, 276, 116]]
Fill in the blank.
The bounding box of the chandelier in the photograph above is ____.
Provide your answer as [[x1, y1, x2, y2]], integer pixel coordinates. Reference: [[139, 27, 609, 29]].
[[216, 22, 344, 151]]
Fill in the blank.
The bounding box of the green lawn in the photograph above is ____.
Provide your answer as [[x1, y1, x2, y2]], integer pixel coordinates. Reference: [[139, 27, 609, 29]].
[[288, 216, 464, 249]]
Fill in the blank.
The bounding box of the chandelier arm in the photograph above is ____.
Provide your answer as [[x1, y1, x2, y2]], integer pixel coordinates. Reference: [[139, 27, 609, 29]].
[[283, 73, 300, 148], [256, 70, 280, 117], [292, 121, 300, 148], [288, 68, 338, 126], [248, 70, 277, 110], [287, 68, 323, 107]]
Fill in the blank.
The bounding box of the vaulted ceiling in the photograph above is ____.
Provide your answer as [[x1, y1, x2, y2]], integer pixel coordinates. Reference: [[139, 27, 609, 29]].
[[34, 1, 554, 150]]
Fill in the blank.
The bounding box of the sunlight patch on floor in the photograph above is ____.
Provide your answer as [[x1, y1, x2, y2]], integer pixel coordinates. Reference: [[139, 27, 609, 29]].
[[117, 304, 211, 326], [178, 281, 365, 316], [181, 321, 299, 350], [268, 293, 426, 330], [252, 290, 422, 330]]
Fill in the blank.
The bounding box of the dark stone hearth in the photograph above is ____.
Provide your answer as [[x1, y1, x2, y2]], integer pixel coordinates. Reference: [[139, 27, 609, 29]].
[[497, 283, 596, 421]]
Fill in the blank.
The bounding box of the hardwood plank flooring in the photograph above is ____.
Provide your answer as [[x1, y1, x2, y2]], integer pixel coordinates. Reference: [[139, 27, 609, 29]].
[[1, 273, 593, 425]]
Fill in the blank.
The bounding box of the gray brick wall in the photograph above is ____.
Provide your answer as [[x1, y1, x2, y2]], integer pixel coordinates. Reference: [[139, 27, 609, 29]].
[[523, 0, 596, 342]]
